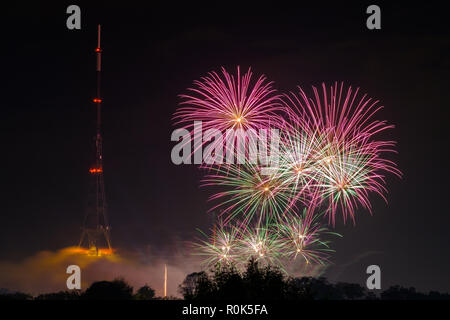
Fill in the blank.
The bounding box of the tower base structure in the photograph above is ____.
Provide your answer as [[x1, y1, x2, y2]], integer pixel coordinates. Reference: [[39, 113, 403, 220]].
[[79, 225, 113, 256]]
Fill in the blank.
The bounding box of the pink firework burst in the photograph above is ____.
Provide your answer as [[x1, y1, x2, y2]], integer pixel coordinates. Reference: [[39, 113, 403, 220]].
[[282, 83, 401, 224], [174, 66, 283, 135]]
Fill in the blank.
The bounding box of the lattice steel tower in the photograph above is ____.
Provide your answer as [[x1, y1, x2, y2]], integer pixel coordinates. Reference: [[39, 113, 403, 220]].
[[79, 25, 112, 255]]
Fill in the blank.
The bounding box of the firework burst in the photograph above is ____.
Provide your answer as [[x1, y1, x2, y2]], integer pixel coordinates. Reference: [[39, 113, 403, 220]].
[[281, 83, 401, 223], [237, 224, 283, 269], [310, 142, 385, 223], [283, 82, 395, 146], [276, 208, 340, 265], [276, 121, 329, 207], [173, 71, 401, 272], [192, 222, 240, 269], [174, 66, 283, 135], [202, 163, 293, 227]]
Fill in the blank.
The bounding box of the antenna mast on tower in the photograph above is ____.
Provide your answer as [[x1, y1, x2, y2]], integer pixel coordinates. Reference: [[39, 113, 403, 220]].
[[79, 25, 112, 256]]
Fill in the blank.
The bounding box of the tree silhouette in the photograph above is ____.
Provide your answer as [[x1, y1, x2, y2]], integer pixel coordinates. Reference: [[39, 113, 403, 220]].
[[213, 265, 245, 300], [178, 271, 214, 300], [285, 277, 315, 300], [134, 284, 155, 300], [82, 278, 133, 300], [179, 259, 287, 300], [242, 259, 285, 300], [381, 285, 427, 300], [335, 282, 365, 300], [178, 260, 450, 300], [35, 290, 81, 300], [0, 291, 32, 300]]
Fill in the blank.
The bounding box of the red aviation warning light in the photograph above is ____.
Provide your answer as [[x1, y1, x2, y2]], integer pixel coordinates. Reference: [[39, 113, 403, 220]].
[[89, 167, 103, 174], [93, 98, 102, 103]]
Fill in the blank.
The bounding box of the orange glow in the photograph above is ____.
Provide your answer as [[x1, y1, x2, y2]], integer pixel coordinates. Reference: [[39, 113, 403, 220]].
[[67, 247, 90, 255], [97, 248, 114, 256], [69, 247, 114, 257], [95, 48, 101, 52], [89, 168, 103, 173], [93, 98, 102, 103]]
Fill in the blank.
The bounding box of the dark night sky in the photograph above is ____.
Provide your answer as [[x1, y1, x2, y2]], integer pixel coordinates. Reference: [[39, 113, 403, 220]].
[[1, 2, 449, 292]]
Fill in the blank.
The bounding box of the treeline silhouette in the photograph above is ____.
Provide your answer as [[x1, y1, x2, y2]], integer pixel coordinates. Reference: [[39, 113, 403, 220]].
[[1, 260, 449, 300], [0, 279, 163, 301], [179, 259, 450, 300]]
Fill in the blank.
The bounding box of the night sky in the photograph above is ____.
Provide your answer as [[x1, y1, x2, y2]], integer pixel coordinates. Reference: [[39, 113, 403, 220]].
[[1, 2, 449, 292]]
